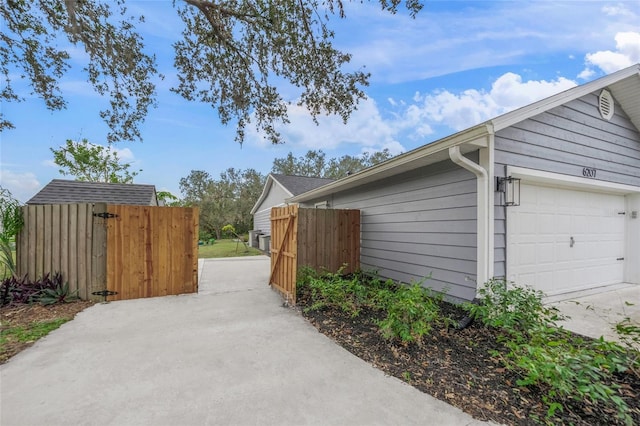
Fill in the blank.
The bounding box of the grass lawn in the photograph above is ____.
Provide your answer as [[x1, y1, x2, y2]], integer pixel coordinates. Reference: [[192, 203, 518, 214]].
[[198, 239, 263, 258]]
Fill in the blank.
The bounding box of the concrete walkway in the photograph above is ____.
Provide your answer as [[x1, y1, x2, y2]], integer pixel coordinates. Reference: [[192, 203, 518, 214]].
[[1, 256, 488, 426]]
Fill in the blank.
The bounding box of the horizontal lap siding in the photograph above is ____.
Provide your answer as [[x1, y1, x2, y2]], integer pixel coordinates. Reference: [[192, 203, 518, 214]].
[[494, 93, 640, 280], [253, 183, 291, 235], [302, 158, 478, 301]]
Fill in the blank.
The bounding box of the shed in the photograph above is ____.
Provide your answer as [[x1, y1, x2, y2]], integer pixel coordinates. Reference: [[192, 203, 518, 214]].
[[27, 179, 158, 206], [250, 174, 334, 237], [290, 64, 640, 302]]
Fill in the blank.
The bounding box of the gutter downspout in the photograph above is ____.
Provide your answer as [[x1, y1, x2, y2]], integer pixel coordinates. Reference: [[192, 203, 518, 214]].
[[448, 145, 490, 290]]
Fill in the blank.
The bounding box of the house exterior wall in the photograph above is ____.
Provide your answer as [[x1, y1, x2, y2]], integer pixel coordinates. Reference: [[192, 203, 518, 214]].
[[253, 183, 291, 235], [300, 157, 479, 301], [494, 92, 640, 279]]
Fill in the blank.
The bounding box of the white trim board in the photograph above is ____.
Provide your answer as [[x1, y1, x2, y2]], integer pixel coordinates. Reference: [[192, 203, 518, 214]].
[[507, 167, 640, 194]]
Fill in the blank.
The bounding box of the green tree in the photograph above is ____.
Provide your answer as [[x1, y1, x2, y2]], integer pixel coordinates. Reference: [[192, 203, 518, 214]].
[[0, 187, 24, 277], [179, 168, 265, 239], [50, 139, 141, 183], [1, 0, 422, 144], [272, 149, 394, 179]]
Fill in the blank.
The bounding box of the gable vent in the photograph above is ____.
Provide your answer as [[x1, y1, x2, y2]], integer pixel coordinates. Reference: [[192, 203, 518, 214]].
[[598, 89, 614, 120]]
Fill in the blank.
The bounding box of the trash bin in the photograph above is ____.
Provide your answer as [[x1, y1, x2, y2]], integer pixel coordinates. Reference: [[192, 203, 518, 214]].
[[248, 230, 262, 248]]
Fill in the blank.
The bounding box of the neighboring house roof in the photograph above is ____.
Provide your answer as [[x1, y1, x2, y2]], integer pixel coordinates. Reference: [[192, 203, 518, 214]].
[[26, 179, 158, 206], [250, 174, 334, 214], [290, 63, 640, 203]]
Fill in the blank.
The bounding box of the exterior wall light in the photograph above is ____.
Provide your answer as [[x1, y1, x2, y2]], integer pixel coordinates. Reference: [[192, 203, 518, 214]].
[[496, 176, 521, 207]]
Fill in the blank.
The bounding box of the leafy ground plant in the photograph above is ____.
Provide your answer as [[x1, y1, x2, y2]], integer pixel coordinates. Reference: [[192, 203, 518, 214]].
[[297, 271, 639, 425], [464, 279, 637, 425], [1, 272, 68, 306]]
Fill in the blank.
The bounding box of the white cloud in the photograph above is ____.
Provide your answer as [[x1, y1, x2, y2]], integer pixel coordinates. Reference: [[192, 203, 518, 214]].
[[249, 98, 405, 155], [405, 73, 576, 131], [581, 31, 640, 76], [0, 170, 41, 203], [602, 3, 637, 18]]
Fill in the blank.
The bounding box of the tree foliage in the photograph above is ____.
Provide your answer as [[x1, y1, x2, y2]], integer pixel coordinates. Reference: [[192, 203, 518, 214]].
[[1, 0, 158, 141], [272, 149, 394, 179], [179, 168, 265, 239], [1, 0, 422, 144], [50, 139, 141, 183], [0, 187, 24, 277]]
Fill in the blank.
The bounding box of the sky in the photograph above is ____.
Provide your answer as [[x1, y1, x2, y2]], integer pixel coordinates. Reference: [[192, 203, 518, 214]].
[[1, 0, 639, 202]]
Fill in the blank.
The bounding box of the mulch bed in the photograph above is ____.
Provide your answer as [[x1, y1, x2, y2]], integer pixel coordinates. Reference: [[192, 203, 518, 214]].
[[296, 292, 640, 425]]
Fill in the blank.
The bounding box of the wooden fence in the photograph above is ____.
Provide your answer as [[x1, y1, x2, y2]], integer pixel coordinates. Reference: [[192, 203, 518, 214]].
[[16, 203, 198, 302], [270, 205, 360, 304]]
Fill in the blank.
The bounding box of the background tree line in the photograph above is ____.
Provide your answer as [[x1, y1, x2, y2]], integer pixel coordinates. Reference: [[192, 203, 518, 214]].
[[44, 140, 394, 239], [180, 149, 394, 239]]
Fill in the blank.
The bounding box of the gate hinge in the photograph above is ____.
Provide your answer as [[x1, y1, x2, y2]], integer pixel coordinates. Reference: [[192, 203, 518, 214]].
[[617, 212, 626, 215], [617, 257, 625, 261], [93, 212, 118, 219]]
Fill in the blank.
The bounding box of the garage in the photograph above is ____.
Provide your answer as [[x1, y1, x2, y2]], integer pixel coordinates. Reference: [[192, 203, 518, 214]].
[[507, 182, 627, 297]]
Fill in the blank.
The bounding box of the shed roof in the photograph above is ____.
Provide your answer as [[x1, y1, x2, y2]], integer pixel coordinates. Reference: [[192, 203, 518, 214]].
[[291, 63, 640, 203], [26, 179, 158, 206]]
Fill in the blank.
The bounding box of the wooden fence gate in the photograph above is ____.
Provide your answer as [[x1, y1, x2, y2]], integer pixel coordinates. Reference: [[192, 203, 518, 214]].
[[270, 205, 360, 304], [16, 203, 199, 302]]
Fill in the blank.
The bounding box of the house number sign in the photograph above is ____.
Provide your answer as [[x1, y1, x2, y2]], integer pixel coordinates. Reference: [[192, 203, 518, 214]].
[[582, 167, 597, 179]]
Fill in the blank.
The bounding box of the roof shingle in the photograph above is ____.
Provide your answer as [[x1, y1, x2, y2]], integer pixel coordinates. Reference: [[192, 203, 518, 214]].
[[26, 179, 158, 206]]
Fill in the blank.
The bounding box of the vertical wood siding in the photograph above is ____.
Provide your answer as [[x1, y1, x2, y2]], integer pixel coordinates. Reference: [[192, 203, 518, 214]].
[[301, 158, 479, 301], [106, 205, 199, 301], [270, 205, 360, 304], [494, 92, 640, 279], [16, 203, 102, 300], [16, 204, 198, 302]]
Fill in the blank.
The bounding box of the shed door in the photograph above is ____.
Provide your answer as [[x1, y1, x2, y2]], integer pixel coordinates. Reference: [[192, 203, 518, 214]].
[[507, 183, 626, 297]]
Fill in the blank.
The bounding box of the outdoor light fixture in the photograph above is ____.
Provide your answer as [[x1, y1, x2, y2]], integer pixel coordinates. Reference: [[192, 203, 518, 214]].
[[496, 176, 521, 207]]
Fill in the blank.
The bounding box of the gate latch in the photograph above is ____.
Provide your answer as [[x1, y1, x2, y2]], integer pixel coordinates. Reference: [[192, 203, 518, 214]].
[[93, 212, 118, 219]]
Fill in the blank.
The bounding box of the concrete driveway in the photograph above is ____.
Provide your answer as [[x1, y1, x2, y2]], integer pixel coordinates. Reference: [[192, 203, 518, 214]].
[[1, 256, 487, 426], [550, 284, 640, 349]]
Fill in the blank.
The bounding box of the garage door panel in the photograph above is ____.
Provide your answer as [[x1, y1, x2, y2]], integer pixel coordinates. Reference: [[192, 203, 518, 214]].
[[508, 183, 626, 296]]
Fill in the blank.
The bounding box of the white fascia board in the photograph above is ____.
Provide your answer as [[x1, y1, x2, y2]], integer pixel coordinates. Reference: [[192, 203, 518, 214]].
[[508, 166, 640, 194], [289, 124, 492, 203], [492, 64, 640, 132]]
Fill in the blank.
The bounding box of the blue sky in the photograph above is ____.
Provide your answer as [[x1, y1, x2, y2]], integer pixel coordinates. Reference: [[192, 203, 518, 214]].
[[1, 0, 639, 202]]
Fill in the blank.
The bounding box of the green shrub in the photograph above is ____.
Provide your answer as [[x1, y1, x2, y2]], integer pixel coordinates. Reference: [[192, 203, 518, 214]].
[[466, 279, 635, 424], [463, 278, 562, 332], [377, 283, 442, 343]]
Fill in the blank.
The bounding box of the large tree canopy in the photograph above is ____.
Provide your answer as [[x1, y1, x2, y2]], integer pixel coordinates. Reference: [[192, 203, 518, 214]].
[[1, 0, 422, 144]]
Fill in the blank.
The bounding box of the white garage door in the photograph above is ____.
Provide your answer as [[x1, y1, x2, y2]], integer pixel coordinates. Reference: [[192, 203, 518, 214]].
[[507, 183, 626, 297]]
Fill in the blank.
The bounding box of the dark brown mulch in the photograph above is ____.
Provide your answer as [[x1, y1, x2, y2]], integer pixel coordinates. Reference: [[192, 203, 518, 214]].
[[296, 292, 640, 425], [0, 301, 94, 364]]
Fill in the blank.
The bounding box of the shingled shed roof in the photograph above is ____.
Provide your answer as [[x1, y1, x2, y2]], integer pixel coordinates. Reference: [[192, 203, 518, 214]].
[[270, 174, 334, 196], [27, 179, 158, 206]]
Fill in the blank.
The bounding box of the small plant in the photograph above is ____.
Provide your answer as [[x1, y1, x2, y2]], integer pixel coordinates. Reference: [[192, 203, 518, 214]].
[[0, 188, 24, 277], [0, 272, 69, 306], [377, 283, 442, 343], [38, 280, 79, 305], [463, 278, 562, 332]]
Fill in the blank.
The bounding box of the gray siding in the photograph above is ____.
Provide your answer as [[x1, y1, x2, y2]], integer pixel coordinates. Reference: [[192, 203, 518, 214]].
[[253, 183, 291, 235], [301, 157, 478, 301], [494, 92, 640, 279]]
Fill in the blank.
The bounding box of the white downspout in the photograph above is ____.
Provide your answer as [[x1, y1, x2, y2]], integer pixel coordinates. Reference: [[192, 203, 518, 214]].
[[449, 146, 489, 289]]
